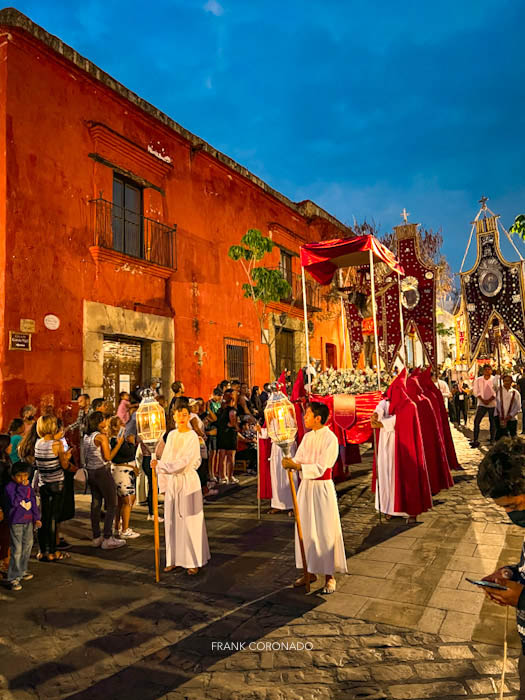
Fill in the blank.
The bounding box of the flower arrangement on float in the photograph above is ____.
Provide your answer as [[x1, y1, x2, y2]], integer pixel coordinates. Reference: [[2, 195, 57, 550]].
[[311, 367, 394, 396]]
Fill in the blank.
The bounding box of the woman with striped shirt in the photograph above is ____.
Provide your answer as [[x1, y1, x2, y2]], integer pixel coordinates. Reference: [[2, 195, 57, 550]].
[[34, 415, 72, 561]]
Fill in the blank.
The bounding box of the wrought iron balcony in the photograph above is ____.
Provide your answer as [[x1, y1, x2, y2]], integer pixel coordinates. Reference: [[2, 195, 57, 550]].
[[91, 198, 176, 269], [277, 267, 322, 312]]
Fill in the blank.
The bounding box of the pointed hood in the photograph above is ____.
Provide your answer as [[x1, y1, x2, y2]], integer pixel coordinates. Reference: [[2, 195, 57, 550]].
[[291, 369, 306, 401], [385, 368, 407, 403]]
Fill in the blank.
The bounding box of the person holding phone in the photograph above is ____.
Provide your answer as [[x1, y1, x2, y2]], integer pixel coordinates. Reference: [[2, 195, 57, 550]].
[[477, 437, 525, 697]]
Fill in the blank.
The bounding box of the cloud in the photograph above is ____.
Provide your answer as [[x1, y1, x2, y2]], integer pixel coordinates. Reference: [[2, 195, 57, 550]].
[[204, 0, 224, 16]]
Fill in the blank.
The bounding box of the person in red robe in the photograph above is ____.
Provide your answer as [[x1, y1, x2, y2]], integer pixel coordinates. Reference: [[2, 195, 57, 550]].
[[418, 367, 461, 470], [371, 369, 433, 521], [406, 373, 454, 495]]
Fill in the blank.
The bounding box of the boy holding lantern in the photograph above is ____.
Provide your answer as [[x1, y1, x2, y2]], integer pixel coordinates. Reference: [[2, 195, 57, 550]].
[[282, 402, 347, 594]]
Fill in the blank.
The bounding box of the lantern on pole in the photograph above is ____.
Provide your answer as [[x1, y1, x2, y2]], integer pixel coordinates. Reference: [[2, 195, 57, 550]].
[[264, 387, 310, 592], [136, 389, 166, 583], [264, 390, 297, 457]]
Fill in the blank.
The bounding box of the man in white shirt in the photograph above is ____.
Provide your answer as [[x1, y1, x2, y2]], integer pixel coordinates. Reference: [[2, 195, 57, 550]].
[[494, 374, 521, 439], [471, 364, 496, 448], [434, 373, 452, 403]]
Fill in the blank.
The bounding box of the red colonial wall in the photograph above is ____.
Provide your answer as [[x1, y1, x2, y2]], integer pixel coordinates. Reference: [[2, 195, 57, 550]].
[[0, 17, 346, 427]]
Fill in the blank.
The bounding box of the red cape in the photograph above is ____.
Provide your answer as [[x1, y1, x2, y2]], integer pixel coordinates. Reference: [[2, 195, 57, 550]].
[[419, 367, 461, 470], [379, 371, 433, 517], [406, 375, 453, 494]]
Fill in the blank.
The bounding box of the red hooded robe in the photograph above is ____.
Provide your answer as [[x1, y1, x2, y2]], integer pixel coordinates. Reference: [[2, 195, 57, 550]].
[[387, 370, 433, 516], [419, 367, 461, 470], [406, 374, 453, 494]]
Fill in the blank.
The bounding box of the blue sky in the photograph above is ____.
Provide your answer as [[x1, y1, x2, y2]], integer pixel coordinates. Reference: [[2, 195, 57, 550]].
[[8, 0, 525, 272]]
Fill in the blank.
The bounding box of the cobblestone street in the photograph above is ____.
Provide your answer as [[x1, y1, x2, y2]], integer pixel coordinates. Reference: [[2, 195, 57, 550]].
[[2, 422, 524, 700]]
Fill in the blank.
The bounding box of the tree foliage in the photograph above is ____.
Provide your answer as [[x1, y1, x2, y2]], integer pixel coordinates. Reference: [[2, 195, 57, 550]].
[[228, 229, 293, 378], [510, 214, 525, 239]]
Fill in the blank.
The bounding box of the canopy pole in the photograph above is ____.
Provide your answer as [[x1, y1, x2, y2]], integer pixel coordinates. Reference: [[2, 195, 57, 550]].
[[397, 272, 406, 366], [301, 266, 311, 388], [369, 249, 381, 390], [340, 297, 347, 369]]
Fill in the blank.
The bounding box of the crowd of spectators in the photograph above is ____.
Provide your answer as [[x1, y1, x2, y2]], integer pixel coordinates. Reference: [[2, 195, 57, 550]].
[[0, 376, 274, 591]]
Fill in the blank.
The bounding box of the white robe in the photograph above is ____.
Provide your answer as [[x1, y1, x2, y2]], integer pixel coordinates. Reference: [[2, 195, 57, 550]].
[[374, 399, 408, 518], [157, 429, 210, 569], [293, 426, 347, 575], [261, 428, 298, 510]]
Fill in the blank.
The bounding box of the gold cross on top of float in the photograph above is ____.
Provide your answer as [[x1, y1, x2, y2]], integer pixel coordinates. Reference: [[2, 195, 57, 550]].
[[479, 195, 489, 209], [401, 208, 410, 223]]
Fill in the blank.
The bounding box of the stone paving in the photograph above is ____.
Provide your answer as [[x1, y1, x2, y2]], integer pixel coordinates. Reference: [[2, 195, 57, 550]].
[[1, 419, 524, 699]]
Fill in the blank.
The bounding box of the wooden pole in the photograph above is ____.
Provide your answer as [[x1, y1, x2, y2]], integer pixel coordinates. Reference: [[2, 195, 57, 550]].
[[257, 433, 261, 521], [397, 272, 406, 366], [286, 464, 310, 593], [372, 428, 382, 524], [301, 267, 311, 387], [369, 249, 381, 391], [151, 460, 160, 583]]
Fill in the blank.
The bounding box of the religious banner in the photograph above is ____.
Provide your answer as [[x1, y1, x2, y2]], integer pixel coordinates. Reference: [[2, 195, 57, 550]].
[[344, 298, 365, 368], [333, 394, 357, 431], [377, 222, 437, 370], [455, 308, 468, 360], [460, 212, 525, 361]]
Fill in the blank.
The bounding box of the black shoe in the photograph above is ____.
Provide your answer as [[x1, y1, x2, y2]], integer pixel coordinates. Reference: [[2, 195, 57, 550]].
[[470, 441, 480, 448], [56, 539, 72, 550]]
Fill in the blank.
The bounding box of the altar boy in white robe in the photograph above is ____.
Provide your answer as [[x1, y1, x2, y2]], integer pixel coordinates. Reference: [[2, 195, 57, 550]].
[[153, 401, 210, 575], [283, 402, 347, 594]]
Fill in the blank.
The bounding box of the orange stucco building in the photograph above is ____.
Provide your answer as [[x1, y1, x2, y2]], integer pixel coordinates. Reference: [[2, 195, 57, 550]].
[[0, 8, 350, 426]]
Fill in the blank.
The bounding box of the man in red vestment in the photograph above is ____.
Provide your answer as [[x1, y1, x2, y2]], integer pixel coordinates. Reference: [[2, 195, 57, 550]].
[[406, 373, 454, 495], [371, 370, 433, 521], [418, 367, 461, 470]]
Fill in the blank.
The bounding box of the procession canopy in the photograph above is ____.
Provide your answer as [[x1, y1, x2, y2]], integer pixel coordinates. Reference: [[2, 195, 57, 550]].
[[460, 205, 525, 362], [300, 234, 404, 285]]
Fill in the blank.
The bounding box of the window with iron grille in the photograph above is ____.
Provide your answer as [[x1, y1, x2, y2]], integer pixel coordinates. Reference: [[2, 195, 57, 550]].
[[224, 337, 253, 384]]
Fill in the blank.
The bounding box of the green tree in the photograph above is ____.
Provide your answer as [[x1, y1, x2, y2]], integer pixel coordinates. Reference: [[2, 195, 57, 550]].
[[510, 214, 525, 239], [228, 229, 293, 380]]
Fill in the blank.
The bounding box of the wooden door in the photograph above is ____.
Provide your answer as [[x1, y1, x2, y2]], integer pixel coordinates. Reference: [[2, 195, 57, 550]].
[[276, 328, 294, 376]]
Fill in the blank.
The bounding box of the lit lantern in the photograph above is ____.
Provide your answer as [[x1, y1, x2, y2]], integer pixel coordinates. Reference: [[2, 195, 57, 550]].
[[136, 390, 166, 447], [264, 389, 297, 457]]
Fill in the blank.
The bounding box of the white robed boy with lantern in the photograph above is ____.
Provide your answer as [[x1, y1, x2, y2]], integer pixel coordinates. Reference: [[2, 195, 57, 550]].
[[152, 400, 210, 575], [265, 392, 347, 595]]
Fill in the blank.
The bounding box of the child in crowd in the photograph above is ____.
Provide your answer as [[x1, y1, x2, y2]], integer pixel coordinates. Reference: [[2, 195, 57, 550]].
[[117, 392, 131, 425], [7, 419, 25, 465], [0, 434, 12, 574], [5, 462, 41, 591]]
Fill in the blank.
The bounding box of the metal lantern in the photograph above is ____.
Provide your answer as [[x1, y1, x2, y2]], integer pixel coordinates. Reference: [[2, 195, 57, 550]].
[[264, 389, 297, 457], [136, 389, 166, 447]]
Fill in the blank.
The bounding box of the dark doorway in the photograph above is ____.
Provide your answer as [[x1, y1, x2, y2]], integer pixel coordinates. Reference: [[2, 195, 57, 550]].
[[276, 328, 294, 376], [103, 337, 143, 411], [326, 342, 337, 369]]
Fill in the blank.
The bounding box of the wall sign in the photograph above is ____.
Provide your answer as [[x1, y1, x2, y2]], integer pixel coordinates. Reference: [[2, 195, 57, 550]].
[[20, 319, 36, 333], [44, 314, 60, 330], [9, 331, 32, 351]]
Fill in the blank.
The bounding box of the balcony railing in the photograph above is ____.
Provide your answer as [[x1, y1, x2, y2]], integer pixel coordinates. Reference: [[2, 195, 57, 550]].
[[91, 198, 176, 269], [275, 267, 322, 312]]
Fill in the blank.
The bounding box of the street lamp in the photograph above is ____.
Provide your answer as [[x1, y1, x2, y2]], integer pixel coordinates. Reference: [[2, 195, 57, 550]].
[[136, 389, 166, 583]]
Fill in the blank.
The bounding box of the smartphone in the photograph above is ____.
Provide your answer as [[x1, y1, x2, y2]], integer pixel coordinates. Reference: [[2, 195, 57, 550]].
[[466, 578, 507, 590], [118, 427, 125, 438]]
